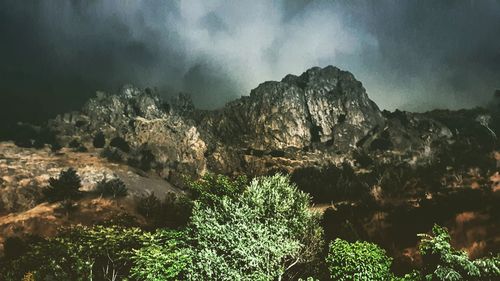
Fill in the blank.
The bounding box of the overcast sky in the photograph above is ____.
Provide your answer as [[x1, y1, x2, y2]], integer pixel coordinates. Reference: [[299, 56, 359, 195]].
[[1, 0, 499, 127]]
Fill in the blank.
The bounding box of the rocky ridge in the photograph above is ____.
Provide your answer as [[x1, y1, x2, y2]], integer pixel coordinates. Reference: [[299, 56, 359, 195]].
[[1, 65, 499, 260], [44, 66, 498, 180], [48, 86, 207, 185]]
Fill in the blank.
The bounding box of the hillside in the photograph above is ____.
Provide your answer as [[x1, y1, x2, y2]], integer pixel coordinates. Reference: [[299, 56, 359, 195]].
[[1, 66, 499, 278]]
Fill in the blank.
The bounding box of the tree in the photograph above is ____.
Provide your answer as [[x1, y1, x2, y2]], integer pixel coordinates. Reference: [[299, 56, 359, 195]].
[[95, 178, 128, 198], [187, 173, 247, 206], [187, 174, 323, 281], [109, 136, 130, 152], [326, 238, 394, 281], [43, 168, 82, 202], [0, 225, 148, 281], [130, 230, 191, 281], [418, 224, 500, 281], [93, 131, 106, 148]]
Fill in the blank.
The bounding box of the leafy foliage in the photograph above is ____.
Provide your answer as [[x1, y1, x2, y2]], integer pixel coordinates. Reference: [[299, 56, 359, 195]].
[[43, 168, 82, 202], [3, 236, 29, 260], [418, 224, 500, 281], [110, 136, 130, 152], [55, 199, 79, 217], [326, 238, 394, 281], [0, 225, 147, 281], [130, 229, 191, 281], [187, 174, 323, 280], [69, 139, 88, 152], [136, 192, 193, 229], [127, 148, 156, 171], [136, 193, 162, 219], [3, 170, 499, 281], [187, 173, 247, 206], [96, 178, 128, 198]]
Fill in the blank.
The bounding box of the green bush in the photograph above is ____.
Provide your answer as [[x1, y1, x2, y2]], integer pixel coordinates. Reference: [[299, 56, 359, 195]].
[[187, 173, 247, 206], [130, 229, 191, 281], [326, 238, 394, 281], [0, 225, 147, 281], [5, 171, 498, 281], [127, 148, 156, 171], [136, 193, 162, 220], [3, 236, 29, 260], [290, 163, 369, 203], [136, 192, 193, 229], [43, 168, 82, 202], [418, 224, 500, 281], [93, 131, 106, 148], [55, 199, 79, 217], [100, 146, 124, 162], [187, 174, 323, 281], [68, 139, 88, 152], [110, 136, 130, 152], [95, 178, 128, 198]]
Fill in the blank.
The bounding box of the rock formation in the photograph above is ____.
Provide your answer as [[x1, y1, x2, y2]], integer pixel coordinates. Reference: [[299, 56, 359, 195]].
[[1, 65, 499, 265], [48, 85, 207, 185], [41, 66, 498, 181]]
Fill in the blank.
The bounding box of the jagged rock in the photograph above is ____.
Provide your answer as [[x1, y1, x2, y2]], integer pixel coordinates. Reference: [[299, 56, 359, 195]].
[[44, 66, 499, 181], [201, 66, 384, 152], [49, 85, 207, 183]]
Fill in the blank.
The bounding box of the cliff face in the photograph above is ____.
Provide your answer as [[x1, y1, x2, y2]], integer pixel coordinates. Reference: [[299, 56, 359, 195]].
[[203, 66, 384, 151], [44, 66, 497, 180], [48, 86, 207, 184]]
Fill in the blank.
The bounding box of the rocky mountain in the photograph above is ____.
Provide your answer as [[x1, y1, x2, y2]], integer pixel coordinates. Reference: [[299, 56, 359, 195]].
[[42, 66, 498, 181], [2, 65, 499, 261], [47, 86, 207, 185]]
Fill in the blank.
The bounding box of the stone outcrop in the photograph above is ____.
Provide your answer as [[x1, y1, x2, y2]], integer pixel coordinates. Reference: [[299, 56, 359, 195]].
[[49, 85, 207, 184], [201, 66, 384, 151], [43, 66, 498, 180]]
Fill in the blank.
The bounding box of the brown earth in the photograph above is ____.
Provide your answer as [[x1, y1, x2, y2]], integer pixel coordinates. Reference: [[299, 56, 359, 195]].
[[0, 141, 183, 253]]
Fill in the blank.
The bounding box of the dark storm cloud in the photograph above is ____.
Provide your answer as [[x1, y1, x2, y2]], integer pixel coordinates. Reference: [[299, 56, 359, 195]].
[[340, 0, 500, 110], [0, 0, 499, 128]]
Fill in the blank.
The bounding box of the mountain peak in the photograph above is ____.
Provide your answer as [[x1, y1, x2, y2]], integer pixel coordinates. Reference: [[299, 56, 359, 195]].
[[205, 65, 384, 152]]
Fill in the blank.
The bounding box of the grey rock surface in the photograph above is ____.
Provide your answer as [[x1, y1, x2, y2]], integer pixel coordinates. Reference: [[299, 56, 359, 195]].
[[46, 66, 498, 180]]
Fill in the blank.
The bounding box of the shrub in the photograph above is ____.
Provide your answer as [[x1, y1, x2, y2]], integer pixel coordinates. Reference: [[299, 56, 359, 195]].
[[128, 148, 156, 171], [95, 178, 128, 198], [130, 229, 191, 281], [93, 131, 106, 148], [326, 239, 394, 281], [50, 142, 62, 152], [100, 146, 124, 162], [68, 139, 80, 149], [0, 225, 148, 281], [3, 237, 29, 260], [68, 139, 88, 152], [418, 224, 500, 281], [291, 163, 369, 203], [136, 193, 162, 220], [136, 193, 192, 229], [43, 168, 82, 202], [187, 174, 323, 280], [187, 173, 247, 206], [110, 136, 130, 152], [161, 193, 192, 228]]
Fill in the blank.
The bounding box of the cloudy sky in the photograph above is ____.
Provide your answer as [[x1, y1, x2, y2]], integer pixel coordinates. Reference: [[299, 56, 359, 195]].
[[1, 0, 499, 127]]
